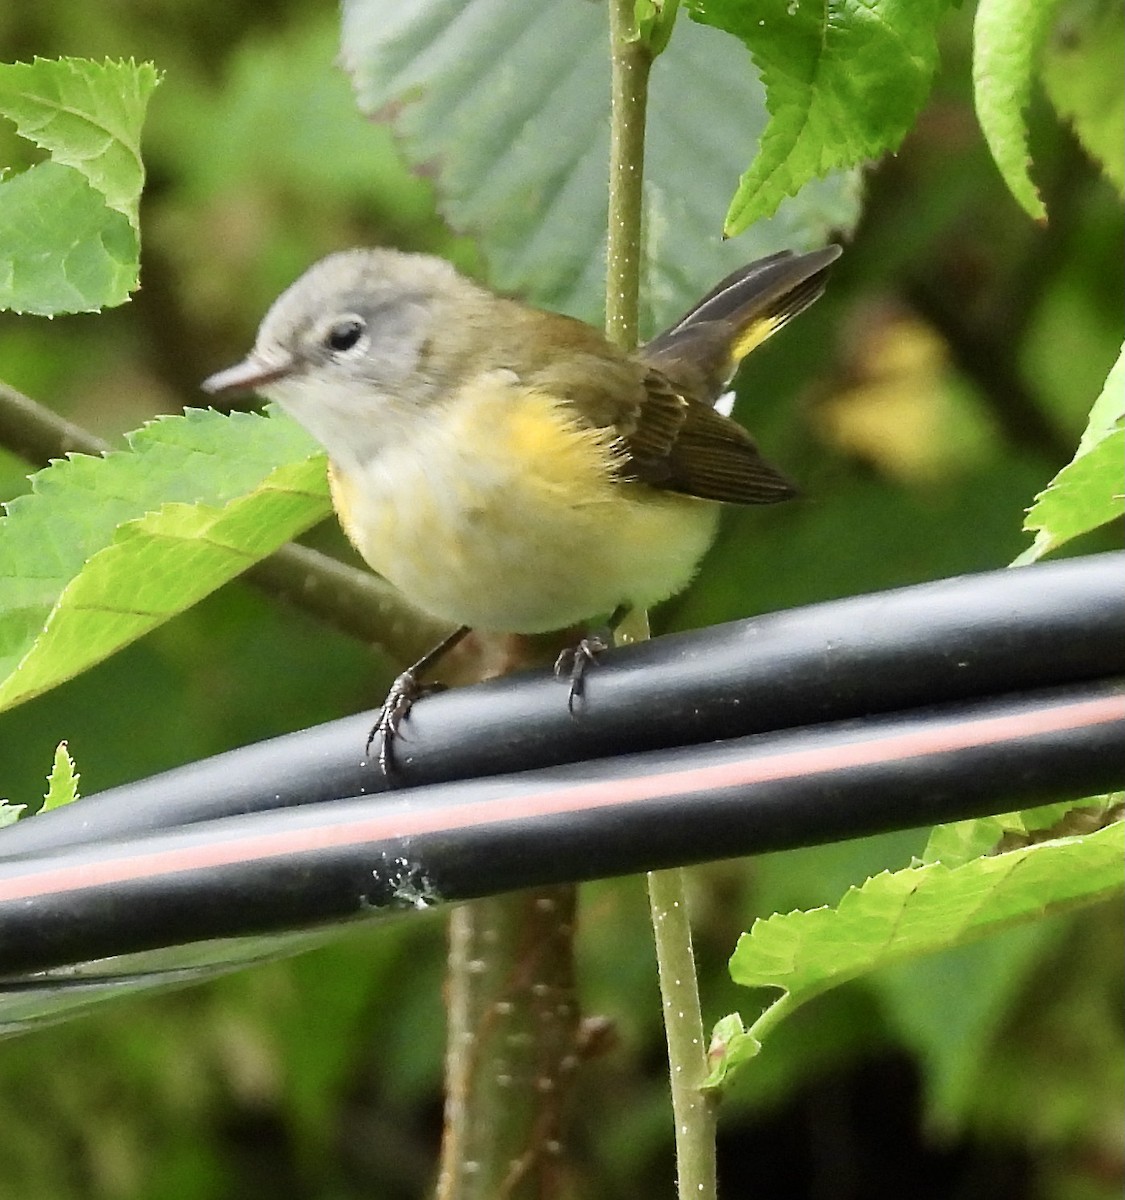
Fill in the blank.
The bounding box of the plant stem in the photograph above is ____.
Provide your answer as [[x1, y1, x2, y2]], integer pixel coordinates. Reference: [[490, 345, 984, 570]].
[[0, 378, 111, 460], [746, 993, 797, 1047], [605, 0, 652, 350], [648, 869, 719, 1197], [607, 3, 717, 1197]]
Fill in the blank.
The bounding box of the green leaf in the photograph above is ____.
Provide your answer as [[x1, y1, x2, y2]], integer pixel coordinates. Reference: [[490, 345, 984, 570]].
[[1041, 0, 1125, 195], [0, 800, 26, 827], [0, 409, 330, 713], [1021, 427, 1125, 558], [710, 820, 1125, 1084], [1074, 341, 1125, 457], [0, 58, 159, 228], [972, 0, 1060, 221], [923, 795, 1123, 867], [636, 0, 682, 55], [341, 0, 860, 328], [686, 0, 951, 236], [702, 1012, 761, 1090], [922, 813, 1022, 868], [42, 741, 80, 812], [0, 161, 137, 315], [0, 58, 159, 314], [1018, 343, 1125, 562], [884, 794, 1123, 1124]]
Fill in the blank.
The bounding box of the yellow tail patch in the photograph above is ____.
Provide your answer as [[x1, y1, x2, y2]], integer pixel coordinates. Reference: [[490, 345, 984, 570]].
[[729, 314, 784, 366]]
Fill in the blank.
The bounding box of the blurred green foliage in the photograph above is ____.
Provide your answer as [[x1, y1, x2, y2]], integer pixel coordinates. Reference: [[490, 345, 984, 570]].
[[0, 1, 1122, 1198]]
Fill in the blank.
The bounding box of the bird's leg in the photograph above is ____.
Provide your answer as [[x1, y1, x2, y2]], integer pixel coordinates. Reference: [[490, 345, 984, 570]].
[[554, 604, 630, 712], [368, 625, 471, 774]]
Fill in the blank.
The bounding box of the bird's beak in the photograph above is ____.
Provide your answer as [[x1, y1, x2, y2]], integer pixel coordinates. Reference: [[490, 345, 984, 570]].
[[201, 353, 295, 396]]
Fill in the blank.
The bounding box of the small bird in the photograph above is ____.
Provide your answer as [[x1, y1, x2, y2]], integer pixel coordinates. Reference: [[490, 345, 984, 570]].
[[203, 245, 841, 768]]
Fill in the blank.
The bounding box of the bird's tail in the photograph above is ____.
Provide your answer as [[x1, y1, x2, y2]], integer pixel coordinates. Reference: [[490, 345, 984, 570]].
[[640, 246, 842, 394]]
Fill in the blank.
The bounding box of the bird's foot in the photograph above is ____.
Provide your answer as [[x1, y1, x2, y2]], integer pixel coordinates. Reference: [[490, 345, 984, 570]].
[[366, 670, 448, 775], [554, 632, 610, 713]]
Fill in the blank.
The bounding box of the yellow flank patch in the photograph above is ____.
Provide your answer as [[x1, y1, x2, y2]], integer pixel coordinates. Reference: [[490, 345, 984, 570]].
[[447, 378, 623, 504], [326, 460, 362, 548]]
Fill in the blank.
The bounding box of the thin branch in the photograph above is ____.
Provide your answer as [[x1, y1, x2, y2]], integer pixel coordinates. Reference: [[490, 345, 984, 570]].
[[0, 377, 112, 458]]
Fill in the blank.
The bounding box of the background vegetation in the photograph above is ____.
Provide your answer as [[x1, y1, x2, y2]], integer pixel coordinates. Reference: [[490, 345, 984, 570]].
[[0, 0, 1121, 1197]]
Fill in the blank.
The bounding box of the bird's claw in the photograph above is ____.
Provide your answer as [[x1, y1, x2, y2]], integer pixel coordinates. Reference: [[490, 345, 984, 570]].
[[554, 633, 609, 713], [366, 671, 447, 775]]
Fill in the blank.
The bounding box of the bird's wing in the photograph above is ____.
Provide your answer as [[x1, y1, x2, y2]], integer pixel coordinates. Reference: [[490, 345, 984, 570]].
[[618, 371, 798, 505]]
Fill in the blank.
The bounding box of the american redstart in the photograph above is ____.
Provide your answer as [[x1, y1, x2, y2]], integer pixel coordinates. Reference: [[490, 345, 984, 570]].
[[202, 245, 841, 767]]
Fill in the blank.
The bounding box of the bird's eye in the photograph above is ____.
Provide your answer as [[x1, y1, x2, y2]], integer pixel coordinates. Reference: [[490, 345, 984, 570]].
[[324, 317, 366, 353]]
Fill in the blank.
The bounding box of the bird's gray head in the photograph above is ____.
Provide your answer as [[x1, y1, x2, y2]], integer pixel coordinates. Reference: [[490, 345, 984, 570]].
[[201, 249, 466, 466]]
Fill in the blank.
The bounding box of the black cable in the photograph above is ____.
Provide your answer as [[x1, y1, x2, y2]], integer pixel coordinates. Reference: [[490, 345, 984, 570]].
[[0, 552, 1121, 862], [0, 679, 1121, 978]]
